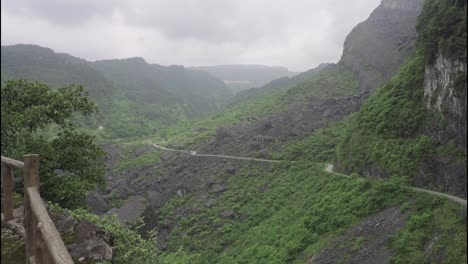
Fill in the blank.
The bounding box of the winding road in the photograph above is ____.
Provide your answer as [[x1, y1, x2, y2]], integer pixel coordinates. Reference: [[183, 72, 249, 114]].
[[324, 163, 467, 207], [153, 144, 283, 163], [152, 143, 467, 207]]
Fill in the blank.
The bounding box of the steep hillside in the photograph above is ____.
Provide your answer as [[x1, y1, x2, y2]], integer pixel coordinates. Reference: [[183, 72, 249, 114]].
[[336, 0, 467, 196], [340, 0, 425, 93], [189, 64, 297, 92]]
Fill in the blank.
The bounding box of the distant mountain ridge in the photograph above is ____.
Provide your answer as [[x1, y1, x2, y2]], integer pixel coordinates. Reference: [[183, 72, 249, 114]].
[[189, 64, 298, 92]]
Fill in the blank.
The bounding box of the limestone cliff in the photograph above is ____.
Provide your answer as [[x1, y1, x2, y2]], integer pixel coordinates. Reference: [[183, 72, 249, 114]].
[[417, 51, 467, 196], [339, 0, 424, 93], [424, 52, 467, 148]]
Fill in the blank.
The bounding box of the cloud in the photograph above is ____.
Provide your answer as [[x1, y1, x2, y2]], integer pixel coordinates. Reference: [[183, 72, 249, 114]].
[[1, 0, 380, 71]]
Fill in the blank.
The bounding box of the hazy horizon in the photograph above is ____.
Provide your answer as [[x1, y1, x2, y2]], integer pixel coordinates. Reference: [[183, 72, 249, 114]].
[[1, 0, 381, 72]]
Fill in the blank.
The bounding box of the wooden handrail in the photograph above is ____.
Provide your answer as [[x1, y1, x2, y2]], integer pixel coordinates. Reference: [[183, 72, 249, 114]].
[[1, 154, 74, 264], [1, 164, 14, 221], [1, 155, 24, 169], [27, 187, 74, 264]]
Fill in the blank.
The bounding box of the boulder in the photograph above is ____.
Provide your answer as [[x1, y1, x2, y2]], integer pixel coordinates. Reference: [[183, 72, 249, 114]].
[[226, 166, 237, 175], [205, 198, 217, 208], [258, 148, 269, 158], [209, 183, 227, 193], [116, 195, 149, 223], [68, 220, 113, 262], [220, 210, 237, 219], [87, 191, 108, 215]]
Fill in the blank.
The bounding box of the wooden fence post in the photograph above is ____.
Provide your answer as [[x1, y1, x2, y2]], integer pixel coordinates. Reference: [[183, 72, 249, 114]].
[[2, 164, 14, 221], [23, 154, 40, 264]]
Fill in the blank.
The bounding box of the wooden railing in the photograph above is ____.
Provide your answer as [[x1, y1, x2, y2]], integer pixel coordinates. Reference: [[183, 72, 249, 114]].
[[1, 154, 74, 264]]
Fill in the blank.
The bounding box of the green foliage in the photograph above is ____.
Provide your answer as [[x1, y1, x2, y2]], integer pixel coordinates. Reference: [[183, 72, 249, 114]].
[[1, 80, 105, 208], [389, 193, 467, 264], [159, 248, 202, 264], [158, 162, 408, 263], [69, 208, 159, 264], [353, 55, 426, 138], [417, 0, 467, 63]]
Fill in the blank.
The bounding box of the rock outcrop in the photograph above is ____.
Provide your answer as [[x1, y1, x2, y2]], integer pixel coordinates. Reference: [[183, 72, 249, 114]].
[[424, 52, 467, 148], [418, 51, 467, 196], [340, 0, 424, 93], [67, 220, 113, 262]]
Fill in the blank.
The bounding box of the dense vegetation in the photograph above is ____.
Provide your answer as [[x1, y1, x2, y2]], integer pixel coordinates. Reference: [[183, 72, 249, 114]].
[[417, 0, 467, 63], [157, 162, 406, 263], [389, 194, 467, 263], [1, 80, 105, 208], [335, 55, 434, 177]]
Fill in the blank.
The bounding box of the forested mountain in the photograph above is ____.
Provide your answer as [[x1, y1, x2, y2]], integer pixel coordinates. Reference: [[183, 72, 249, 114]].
[[189, 64, 297, 92], [1, 45, 233, 139], [1, 44, 115, 106]]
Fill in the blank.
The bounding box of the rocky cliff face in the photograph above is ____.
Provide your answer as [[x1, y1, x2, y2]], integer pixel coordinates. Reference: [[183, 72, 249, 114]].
[[424, 52, 467, 148], [418, 51, 467, 197], [339, 0, 424, 93], [381, 0, 423, 10]]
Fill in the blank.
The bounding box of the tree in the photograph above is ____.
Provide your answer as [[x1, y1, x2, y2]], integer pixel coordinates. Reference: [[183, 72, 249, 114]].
[[1, 79, 105, 208]]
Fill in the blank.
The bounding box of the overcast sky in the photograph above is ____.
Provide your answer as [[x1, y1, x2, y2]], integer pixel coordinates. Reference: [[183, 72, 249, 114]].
[[1, 0, 381, 72]]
